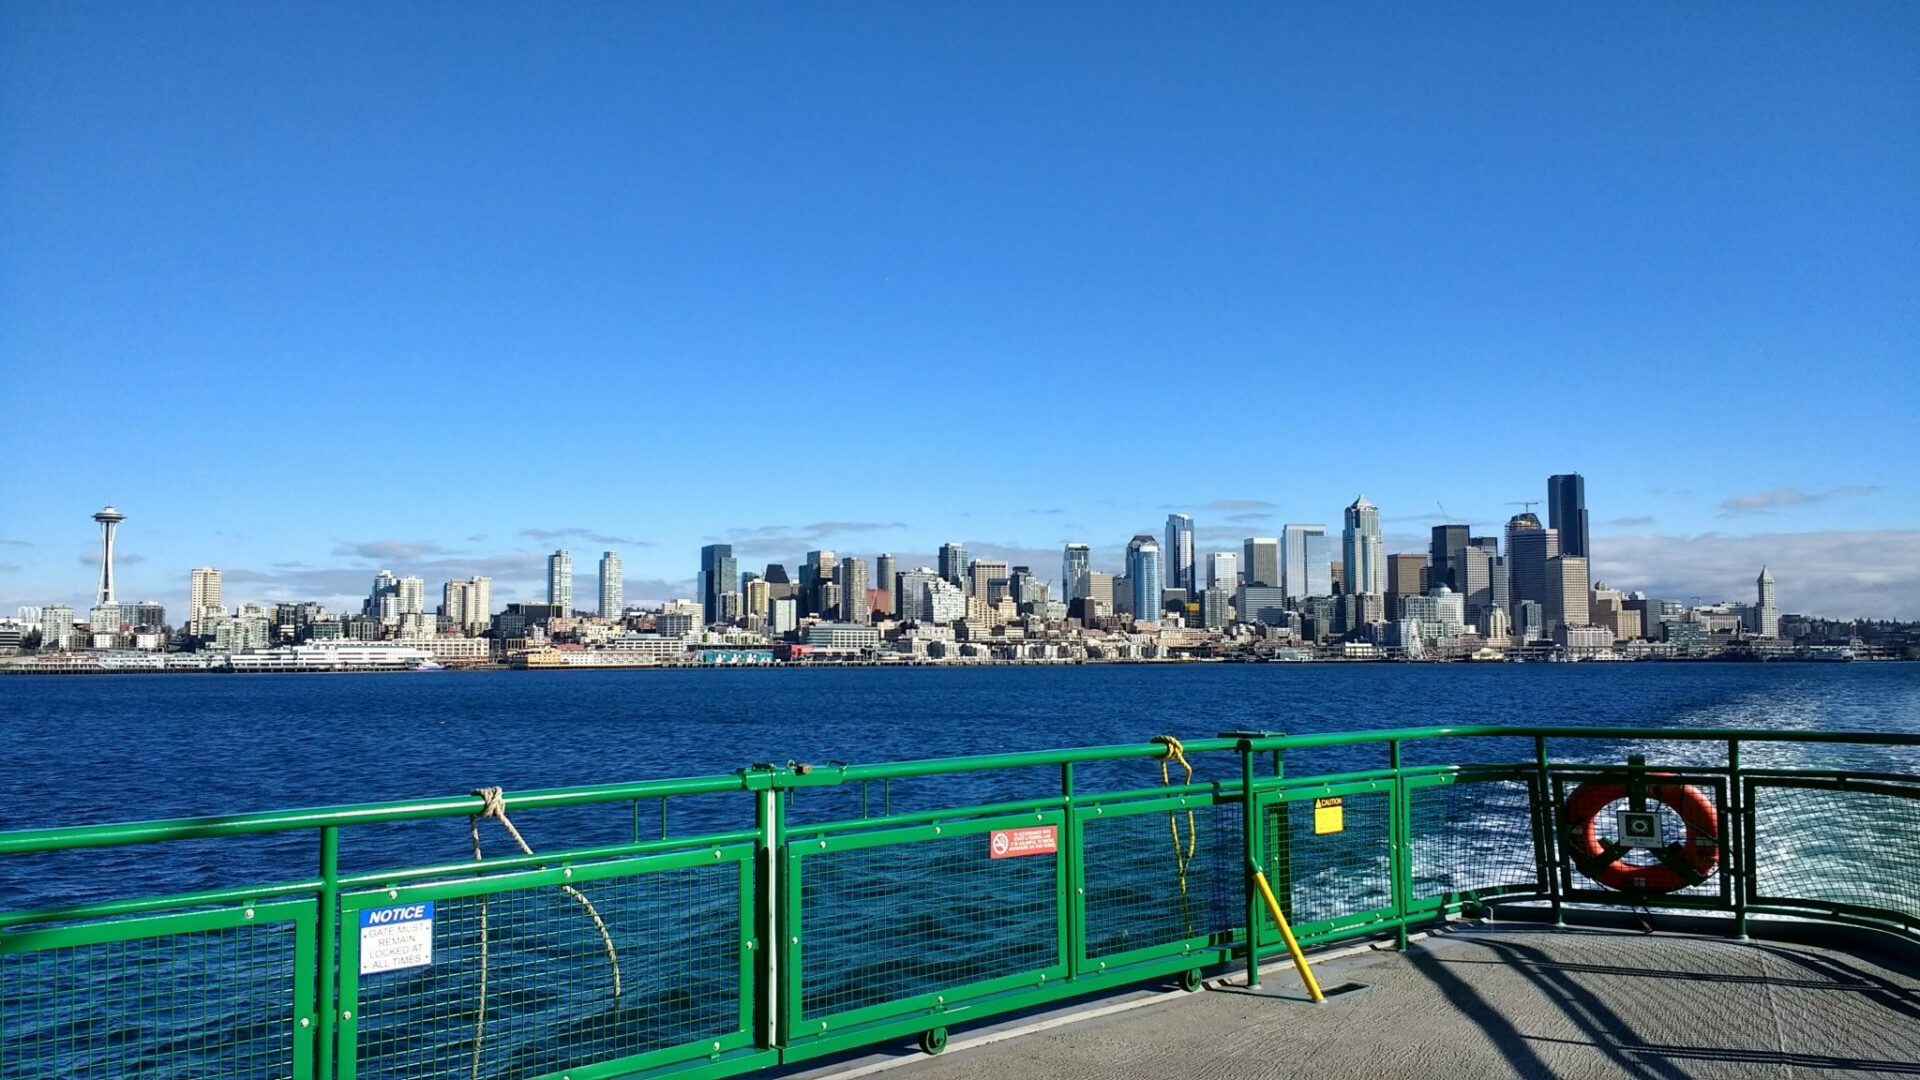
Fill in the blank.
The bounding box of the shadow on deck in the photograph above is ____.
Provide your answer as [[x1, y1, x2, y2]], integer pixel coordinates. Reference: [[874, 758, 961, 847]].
[[828, 923, 1920, 1079]]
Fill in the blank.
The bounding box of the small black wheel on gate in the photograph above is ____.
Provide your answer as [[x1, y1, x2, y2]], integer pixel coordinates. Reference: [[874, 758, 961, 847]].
[[920, 1027, 948, 1055]]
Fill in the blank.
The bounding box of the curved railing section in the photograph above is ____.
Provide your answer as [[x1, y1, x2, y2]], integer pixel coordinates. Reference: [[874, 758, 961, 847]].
[[1, 726, 1916, 1079]]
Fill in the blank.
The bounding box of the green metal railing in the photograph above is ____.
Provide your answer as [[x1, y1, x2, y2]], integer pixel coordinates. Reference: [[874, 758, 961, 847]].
[[3, 725, 1918, 1078]]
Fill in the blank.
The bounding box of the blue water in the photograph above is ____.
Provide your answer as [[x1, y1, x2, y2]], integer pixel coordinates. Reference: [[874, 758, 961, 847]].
[[2, 663, 1918, 908]]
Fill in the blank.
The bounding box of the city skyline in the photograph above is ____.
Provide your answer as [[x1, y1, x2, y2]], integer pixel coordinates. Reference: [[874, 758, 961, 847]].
[[2, 6, 1916, 621]]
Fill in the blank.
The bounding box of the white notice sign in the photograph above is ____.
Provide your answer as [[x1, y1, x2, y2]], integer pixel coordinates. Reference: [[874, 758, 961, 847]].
[[359, 902, 435, 974]]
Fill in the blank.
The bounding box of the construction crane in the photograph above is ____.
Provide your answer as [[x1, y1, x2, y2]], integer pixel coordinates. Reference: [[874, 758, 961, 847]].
[[1435, 502, 1459, 524], [1507, 500, 1540, 515]]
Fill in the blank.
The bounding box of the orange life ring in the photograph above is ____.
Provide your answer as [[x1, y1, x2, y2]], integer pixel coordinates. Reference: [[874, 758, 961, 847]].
[[1564, 779, 1719, 893]]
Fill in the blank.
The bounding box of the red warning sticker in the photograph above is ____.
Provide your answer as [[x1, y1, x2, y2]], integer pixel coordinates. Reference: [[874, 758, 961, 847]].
[[988, 826, 1058, 859]]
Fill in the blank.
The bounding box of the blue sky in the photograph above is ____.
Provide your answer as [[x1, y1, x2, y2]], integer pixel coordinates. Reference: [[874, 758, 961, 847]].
[[3, 3, 1916, 619]]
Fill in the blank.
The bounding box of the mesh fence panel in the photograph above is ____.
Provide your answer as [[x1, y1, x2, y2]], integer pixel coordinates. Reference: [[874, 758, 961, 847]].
[[1557, 777, 1725, 899], [1263, 793, 1393, 929], [352, 862, 743, 1079], [1408, 779, 1539, 901], [798, 830, 1057, 1020], [0, 920, 300, 1080], [1081, 803, 1229, 959], [1749, 784, 1920, 923]]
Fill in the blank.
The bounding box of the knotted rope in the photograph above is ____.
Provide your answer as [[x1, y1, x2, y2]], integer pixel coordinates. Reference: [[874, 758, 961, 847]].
[[1152, 736, 1199, 932], [468, 786, 623, 1080]]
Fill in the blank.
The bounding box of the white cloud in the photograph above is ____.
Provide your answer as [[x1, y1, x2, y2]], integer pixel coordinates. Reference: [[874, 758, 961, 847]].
[[1594, 530, 1920, 619]]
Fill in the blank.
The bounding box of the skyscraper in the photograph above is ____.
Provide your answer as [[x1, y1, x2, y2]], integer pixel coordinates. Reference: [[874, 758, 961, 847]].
[[1544, 555, 1591, 634], [1548, 473, 1590, 560], [1455, 545, 1492, 625], [1506, 513, 1557, 620], [1126, 535, 1163, 624], [1386, 553, 1427, 618], [1242, 537, 1280, 589], [547, 550, 573, 612], [396, 576, 425, 616], [598, 551, 623, 617], [1280, 525, 1331, 601], [189, 567, 223, 636], [698, 544, 736, 626], [1207, 551, 1239, 592], [1062, 544, 1091, 602], [1754, 567, 1779, 638], [1342, 497, 1384, 598], [1429, 525, 1469, 592], [875, 553, 896, 618], [442, 577, 492, 633], [938, 543, 968, 588], [1164, 514, 1195, 592], [968, 560, 1010, 602], [91, 505, 124, 607], [836, 557, 869, 624]]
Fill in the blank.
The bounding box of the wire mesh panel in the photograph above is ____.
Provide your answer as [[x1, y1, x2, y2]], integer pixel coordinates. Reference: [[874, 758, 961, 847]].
[[1079, 798, 1228, 962], [792, 817, 1063, 1025], [0, 901, 312, 1080], [341, 850, 751, 1080], [1553, 771, 1728, 905], [1407, 775, 1542, 905], [1262, 788, 1394, 937], [1748, 780, 1920, 926]]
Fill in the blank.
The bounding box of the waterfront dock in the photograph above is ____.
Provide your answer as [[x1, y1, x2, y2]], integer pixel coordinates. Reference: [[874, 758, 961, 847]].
[[831, 922, 1920, 1080]]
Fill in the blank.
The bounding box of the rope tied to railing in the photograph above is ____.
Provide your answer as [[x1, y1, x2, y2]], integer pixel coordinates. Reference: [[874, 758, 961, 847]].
[[467, 786, 624, 1080], [1153, 736, 1199, 928]]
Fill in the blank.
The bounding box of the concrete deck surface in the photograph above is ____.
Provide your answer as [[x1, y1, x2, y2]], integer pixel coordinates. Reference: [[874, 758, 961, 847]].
[[867, 925, 1920, 1079]]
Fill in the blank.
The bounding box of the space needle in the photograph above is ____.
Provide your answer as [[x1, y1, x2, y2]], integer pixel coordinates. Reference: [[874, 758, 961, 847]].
[[93, 505, 125, 607]]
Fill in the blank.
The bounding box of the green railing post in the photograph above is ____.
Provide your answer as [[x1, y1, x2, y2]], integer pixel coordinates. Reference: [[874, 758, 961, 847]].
[[1534, 735, 1563, 926], [1060, 762, 1082, 978], [1390, 740, 1409, 950], [1729, 738, 1748, 939], [748, 767, 782, 1052], [1239, 739, 1261, 988], [316, 825, 339, 1080]]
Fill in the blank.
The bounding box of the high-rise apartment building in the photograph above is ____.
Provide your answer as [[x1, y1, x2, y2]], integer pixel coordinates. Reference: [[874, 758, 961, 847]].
[[1342, 497, 1384, 598], [938, 543, 968, 588], [1242, 537, 1280, 589], [1164, 514, 1195, 592], [1754, 566, 1779, 638], [836, 557, 869, 624], [190, 567, 224, 635], [1126, 535, 1164, 624], [1280, 526, 1331, 601], [547, 550, 573, 612], [698, 544, 736, 626], [396, 576, 425, 616], [598, 551, 623, 617], [1062, 544, 1091, 602], [1207, 551, 1239, 592], [442, 577, 492, 633], [1548, 473, 1590, 560]]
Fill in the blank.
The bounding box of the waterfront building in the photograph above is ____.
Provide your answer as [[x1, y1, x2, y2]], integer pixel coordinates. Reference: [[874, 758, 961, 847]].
[[1062, 544, 1091, 602], [1548, 473, 1590, 560], [547, 550, 573, 612], [875, 554, 896, 618], [1165, 514, 1196, 592], [598, 552, 623, 617], [1483, 602, 1511, 643], [1280, 526, 1331, 602], [1429, 524, 1469, 592], [210, 612, 271, 652], [1386, 553, 1427, 618], [1126, 536, 1164, 625], [118, 601, 164, 630], [745, 577, 771, 625], [836, 557, 870, 624], [1242, 537, 1280, 589], [938, 543, 969, 588], [1208, 551, 1239, 593], [88, 602, 121, 634], [769, 597, 797, 635], [1754, 567, 1779, 638], [698, 544, 737, 626], [1517, 600, 1546, 642], [1544, 555, 1591, 634], [1591, 585, 1642, 642], [40, 604, 76, 650], [805, 622, 882, 653], [1342, 497, 1385, 600]]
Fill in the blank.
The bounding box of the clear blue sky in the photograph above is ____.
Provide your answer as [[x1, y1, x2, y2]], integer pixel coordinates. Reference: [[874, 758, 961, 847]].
[[3, 3, 1916, 618]]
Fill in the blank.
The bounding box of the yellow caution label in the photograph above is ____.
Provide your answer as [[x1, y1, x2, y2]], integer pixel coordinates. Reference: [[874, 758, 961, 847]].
[[1313, 797, 1344, 835]]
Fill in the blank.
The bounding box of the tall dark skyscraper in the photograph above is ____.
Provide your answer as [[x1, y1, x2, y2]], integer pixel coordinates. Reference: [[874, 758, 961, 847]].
[[1548, 473, 1589, 559], [1429, 524, 1469, 591], [698, 544, 736, 626]]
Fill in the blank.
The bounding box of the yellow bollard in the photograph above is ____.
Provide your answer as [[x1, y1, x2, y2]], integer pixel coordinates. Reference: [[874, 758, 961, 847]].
[[1252, 868, 1326, 1003]]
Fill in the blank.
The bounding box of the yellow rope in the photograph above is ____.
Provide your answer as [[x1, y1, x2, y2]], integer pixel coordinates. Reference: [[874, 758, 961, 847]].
[[1153, 736, 1198, 901], [468, 786, 623, 1080]]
